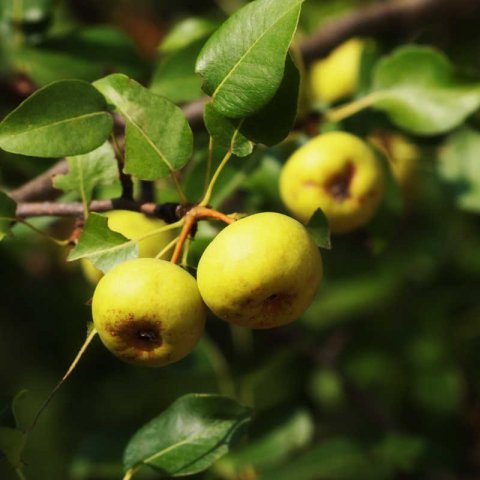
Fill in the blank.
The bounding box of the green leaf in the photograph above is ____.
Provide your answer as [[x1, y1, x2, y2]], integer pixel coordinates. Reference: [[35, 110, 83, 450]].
[[160, 17, 219, 53], [0, 190, 16, 241], [306, 208, 331, 250], [67, 213, 138, 273], [438, 126, 480, 212], [196, 0, 304, 119], [53, 142, 118, 206], [123, 393, 251, 477], [217, 408, 314, 474], [150, 39, 206, 104], [204, 55, 299, 154], [13, 47, 102, 86], [94, 74, 193, 180], [204, 103, 253, 157], [241, 53, 300, 146], [0, 427, 26, 468], [371, 46, 480, 135], [0, 80, 113, 157]]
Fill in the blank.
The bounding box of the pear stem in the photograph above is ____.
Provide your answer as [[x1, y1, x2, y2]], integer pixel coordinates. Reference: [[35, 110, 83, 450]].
[[203, 136, 215, 196], [154, 236, 179, 260], [199, 149, 233, 207], [170, 206, 235, 265], [26, 328, 98, 434], [326, 93, 381, 123]]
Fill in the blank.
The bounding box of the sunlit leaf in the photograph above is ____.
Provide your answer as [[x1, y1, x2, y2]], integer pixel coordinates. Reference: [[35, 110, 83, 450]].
[[53, 142, 118, 205], [196, 0, 304, 118], [94, 74, 193, 180], [68, 213, 138, 272], [0, 80, 113, 157], [204, 103, 253, 157], [438, 126, 480, 212], [123, 394, 251, 477], [371, 46, 480, 135]]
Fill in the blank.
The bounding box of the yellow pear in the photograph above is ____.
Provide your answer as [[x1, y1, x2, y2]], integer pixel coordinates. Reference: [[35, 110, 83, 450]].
[[368, 130, 420, 190], [279, 131, 384, 234], [81, 210, 175, 283], [197, 212, 322, 329], [310, 38, 364, 104], [92, 258, 206, 367]]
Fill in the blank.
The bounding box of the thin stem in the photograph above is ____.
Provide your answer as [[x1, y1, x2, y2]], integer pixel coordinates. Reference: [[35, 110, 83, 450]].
[[203, 136, 215, 197], [326, 93, 381, 123], [73, 219, 184, 262], [27, 328, 98, 433], [170, 171, 188, 205], [181, 236, 191, 267], [170, 214, 196, 265], [111, 134, 134, 201], [194, 206, 235, 225], [199, 150, 233, 207], [75, 157, 90, 220], [123, 465, 141, 480], [154, 236, 179, 260], [0, 217, 70, 246], [15, 467, 27, 480]]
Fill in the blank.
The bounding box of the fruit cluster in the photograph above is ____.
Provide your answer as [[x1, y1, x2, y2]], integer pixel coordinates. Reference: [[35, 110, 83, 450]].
[[90, 211, 322, 367], [88, 122, 418, 369]]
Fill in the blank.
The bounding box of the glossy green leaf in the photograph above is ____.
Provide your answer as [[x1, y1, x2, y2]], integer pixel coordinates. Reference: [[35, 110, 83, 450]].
[[438, 127, 480, 212], [0, 80, 113, 157], [306, 208, 331, 250], [371, 46, 480, 135], [94, 74, 193, 180], [217, 408, 314, 474], [241, 53, 300, 146], [68, 213, 138, 273], [53, 142, 118, 206], [150, 39, 206, 104], [160, 17, 219, 53], [0, 190, 16, 241], [123, 394, 251, 477], [204, 103, 253, 157], [196, 0, 304, 118]]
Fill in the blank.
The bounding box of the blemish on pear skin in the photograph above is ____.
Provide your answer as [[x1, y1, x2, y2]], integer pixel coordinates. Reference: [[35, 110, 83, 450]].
[[324, 162, 355, 201], [106, 318, 163, 352]]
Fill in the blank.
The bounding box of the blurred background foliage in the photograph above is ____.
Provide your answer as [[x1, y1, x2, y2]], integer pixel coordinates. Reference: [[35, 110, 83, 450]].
[[1, 0, 480, 479]]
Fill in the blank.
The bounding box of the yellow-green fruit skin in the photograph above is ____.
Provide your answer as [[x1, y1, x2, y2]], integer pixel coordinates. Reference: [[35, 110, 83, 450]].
[[92, 258, 206, 367], [280, 131, 384, 234], [310, 38, 364, 104], [369, 131, 420, 189], [197, 212, 322, 329], [81, 210, 175, 284]]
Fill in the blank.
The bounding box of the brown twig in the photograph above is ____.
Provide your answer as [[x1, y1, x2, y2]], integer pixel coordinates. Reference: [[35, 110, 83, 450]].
[[170, 205, 235, 264], [300, 0, 480, 63], [15, 199, 158, 218], [9, 159, 68, 202]]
